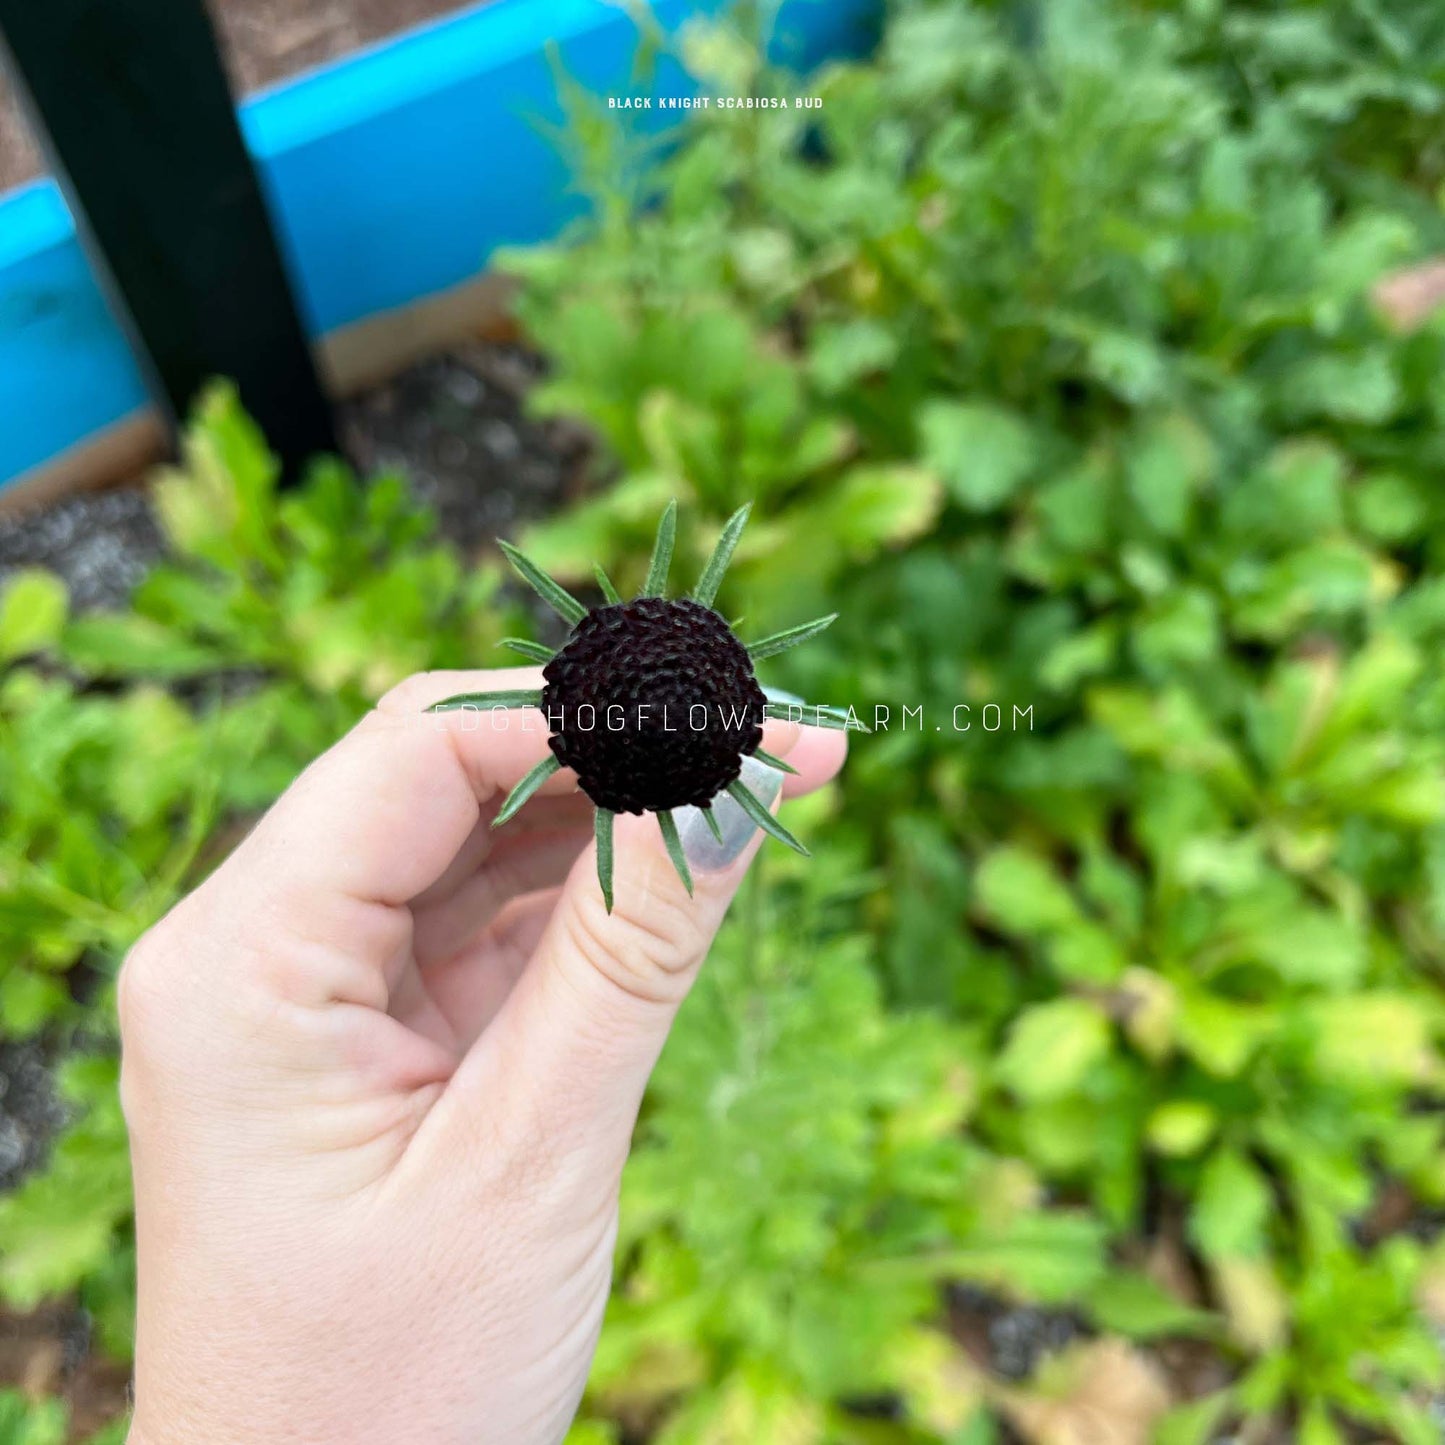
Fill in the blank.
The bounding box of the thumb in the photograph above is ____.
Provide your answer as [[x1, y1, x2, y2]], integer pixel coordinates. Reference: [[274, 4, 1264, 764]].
[[440, 755, 788, 1156]]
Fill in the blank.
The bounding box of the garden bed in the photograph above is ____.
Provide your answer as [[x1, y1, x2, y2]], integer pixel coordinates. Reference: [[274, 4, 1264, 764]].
[[0, 0, 479, 194], [0, 338, 588, 606], [6, 2, 1445, 1441]]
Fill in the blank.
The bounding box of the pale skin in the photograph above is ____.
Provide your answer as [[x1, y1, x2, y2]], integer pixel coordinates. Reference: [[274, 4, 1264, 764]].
[[119, 666, 846, 1445]]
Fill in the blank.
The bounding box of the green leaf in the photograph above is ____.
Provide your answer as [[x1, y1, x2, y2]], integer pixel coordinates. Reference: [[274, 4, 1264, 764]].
[[693, 503, 751, 607], [996, 999, 1111, 1102], [808, 318, 899, 394], [0, 570, 67, 662], [1126, 414, 1215, 538], [703, 806, 724, 843], [1280, 349, 1400, 424], [726, 779, 810, 855], [921, 400, 1036, 510], [1146, 1101, 1217, 1157], [595, 808, 615, 913], [788, 464, 942, 553], [498, 539, 587, 626], [926, 1212, 1107, 1303], [1190, 1148, 1273, 1260], [426, 689, 543, 713], [493, 754, 562, 827], [658, 810, 694, 895], [747, 613, 837, 661], [1086, 1271, 1215, 1340], [974, 847, 1080, 936], [61, 614, 224, 678], [641, 498, 678, 597]]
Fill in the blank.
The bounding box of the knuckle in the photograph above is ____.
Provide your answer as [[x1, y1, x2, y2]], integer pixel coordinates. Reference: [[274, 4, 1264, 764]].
[[116, 919, 185, 1127], [116, 919, 175, 1042], [561, 887, 701, 1008], [375, 670, 447, 717]]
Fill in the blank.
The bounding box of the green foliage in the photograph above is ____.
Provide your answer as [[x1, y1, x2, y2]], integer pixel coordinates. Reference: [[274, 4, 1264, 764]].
[[584, 842, 1105, 1440], [0, 386, 520, 1428], [9, 1, 1445, 1440], [508, 0, 1445, 1435], [0, 1392, 66, 1445]]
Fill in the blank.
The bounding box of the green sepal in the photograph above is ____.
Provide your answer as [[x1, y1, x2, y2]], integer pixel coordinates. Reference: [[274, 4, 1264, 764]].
[[428, 688, 544, 713], [642, 499, 678, 598], [726, 779, 810, 856], [498, 637, 555, 663], [752, 746, 799, 775], [692, 503, 751, 608], [594, 563, 623, 605], [498, 539, 587, 626], [493, 754, 562, 827], [596, 808, 615, 913], [747, 613, 837, 661], [658, 809, 694, 895]]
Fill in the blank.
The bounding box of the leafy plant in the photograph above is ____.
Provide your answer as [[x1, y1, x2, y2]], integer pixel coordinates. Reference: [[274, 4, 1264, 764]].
[[0, 387, 527, 1428], [9, 1, 1445, 1440], [507, 0, 1445, 1435]]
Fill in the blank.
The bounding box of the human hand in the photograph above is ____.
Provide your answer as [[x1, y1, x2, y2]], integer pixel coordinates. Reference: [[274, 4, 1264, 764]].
[[119, 668, 845, 1445]]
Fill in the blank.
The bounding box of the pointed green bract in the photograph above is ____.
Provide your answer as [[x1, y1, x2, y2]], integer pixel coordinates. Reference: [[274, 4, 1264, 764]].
[[493, 754, 561, 827], [642, 499, 678, 598], [593, 563, 623, 605], [765, 700, 871, 733], [498, 637, 556, 663], [703, 806, 724, 843], [657, 810, 694, 895], [752, 745, 799, 776], [692, 503, 751, 608], [747, 613, 838, 661], [498, 539, 587, 626], [726, 779, 810, 856], [428, 688, 544, 713], [595, 808, 615, 913]]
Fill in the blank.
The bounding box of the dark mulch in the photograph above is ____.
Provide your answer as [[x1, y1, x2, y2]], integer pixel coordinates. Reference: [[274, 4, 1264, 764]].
[[0, 1041, 67, 1194], [0, 0, 479, 195], [0, 491, 166, 615], [338, 341, 593, 556]]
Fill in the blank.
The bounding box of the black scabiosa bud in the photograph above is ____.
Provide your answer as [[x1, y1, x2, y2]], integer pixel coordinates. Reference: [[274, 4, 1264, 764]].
[[425, 501, 865, 910], [541, 597, 766, 814]]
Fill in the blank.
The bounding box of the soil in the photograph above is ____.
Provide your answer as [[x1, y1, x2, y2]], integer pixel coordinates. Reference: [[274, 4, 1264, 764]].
[[0, 0, 478, 195]]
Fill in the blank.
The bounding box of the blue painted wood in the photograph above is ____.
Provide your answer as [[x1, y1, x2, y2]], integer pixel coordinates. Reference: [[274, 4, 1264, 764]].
[[0, 0, 876, 492], [0, 183, 151, 483]]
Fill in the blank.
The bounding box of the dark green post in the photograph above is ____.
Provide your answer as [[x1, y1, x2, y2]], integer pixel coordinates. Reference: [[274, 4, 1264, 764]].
[[0, 0, 337, 474]]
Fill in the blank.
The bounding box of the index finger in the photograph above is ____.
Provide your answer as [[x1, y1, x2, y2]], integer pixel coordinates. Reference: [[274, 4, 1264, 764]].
[[243, 668, 575, 905]]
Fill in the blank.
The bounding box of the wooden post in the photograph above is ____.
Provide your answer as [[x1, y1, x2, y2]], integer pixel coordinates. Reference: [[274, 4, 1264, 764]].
[[0, 0, 337, 476]]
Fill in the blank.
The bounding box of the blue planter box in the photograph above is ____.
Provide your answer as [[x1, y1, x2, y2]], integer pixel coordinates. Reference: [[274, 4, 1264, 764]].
[[0, 0, 875, 501]]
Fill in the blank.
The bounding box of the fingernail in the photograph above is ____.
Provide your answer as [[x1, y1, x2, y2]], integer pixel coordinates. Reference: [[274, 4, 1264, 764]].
[[674, 756, 784, 873]]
